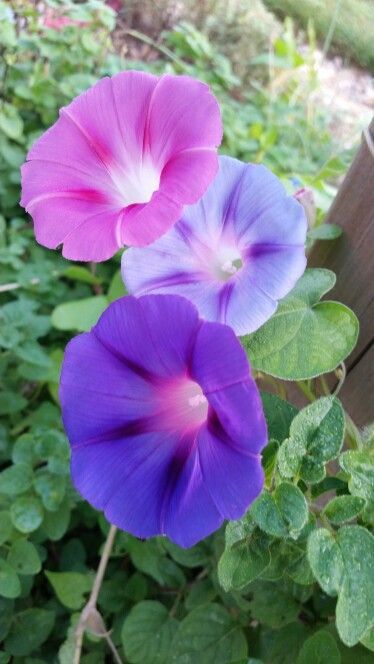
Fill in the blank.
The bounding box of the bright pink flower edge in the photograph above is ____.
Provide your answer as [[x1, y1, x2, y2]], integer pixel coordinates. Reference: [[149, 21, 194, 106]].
[[21, 71, 223, 262]]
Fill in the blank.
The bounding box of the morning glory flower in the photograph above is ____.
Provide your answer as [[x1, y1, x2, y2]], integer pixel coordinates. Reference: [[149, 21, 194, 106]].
[[21, 71, 222, 262], [122, 156, 307, 336], [60, 294, 266, 547]]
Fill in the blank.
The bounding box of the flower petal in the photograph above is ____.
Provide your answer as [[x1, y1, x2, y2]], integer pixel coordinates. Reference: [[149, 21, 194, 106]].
[[198, 424, 264, 520], [190, 320, 249, 392], [224, 267, 278, 336], [21, 72, 222, 260], [239, 195, 308, 247], [244, 242, 307, 301], [93, 295, 199, 378], [160, 147, 219, 205], [60, 332, 155, 445], [120, 190, 182, 247], [147, 75, 222, 166], [122, 230, 221, 320], [71, 432, 178, 539], [162, 445, 222, 548], [207, 380, 267, 455], [61, 208, 122, 262]]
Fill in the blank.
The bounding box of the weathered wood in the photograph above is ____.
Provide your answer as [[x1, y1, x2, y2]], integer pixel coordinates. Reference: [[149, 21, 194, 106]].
[[339, 345, 374, 425], [309, 117, 374, 425]]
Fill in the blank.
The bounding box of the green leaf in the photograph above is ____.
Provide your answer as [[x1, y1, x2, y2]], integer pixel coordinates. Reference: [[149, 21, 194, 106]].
[[296, 630, 341, 664], [125, 537, 185, 587], [63, 265, 102, 285], [251, 483, 308, 539], [121, 601, 178, 664], [361, 626, 374, 652], [51, 295, 108, 332], [185, 579, 217, 610], [242, 269, 359, 380], [33, 470, 65, 511], [12, 433, 35, 465], [170, 603, 248, 663], [307, 528, 344, 596], [323, 495, 365, 524], [0, 596, 14, 641], [7, 540, 41, 575], [308, 526, 374, 645], [58, 615, 80, 664], [0, 104, 24, 140], [10, 496, 44, 533], [107, 269, 126, 301], [307, 224, 342, 241], [0, 463, 33, 496], [14, 340, 51, 367], [261, 392, 298, 442], [162, 539, 209, 568], [249, 581, 300, 628], [123, 572, 148, 603], [0, 511, 12, 545], [45, 570, 92, 610], [278, 397, 345, 483], [4, 608, 54, 656], [218, 515, 271, 591], [0, 559, 21, 599], [42, 502, 70, 541], [340, 448, 374, 504], [259, 622, 308, 664], [0, 391, 27, 415]]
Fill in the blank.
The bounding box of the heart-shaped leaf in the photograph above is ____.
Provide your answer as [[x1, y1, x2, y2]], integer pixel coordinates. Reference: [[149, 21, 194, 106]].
[[242, 269, 358, 380]]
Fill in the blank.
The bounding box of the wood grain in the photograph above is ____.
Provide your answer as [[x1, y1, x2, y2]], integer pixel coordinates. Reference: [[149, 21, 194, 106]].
[[309, 117, 374, 425]]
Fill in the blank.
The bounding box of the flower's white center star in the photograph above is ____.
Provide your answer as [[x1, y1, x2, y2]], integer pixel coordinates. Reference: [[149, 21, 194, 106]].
[[212, 245, 243, 282], [113, 159, 161, 207]]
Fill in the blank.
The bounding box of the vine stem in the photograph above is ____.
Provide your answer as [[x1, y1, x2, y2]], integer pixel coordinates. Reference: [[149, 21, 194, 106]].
[[333, 362, 346, 396], [74, 525, 118, 664], [296, 380, 316, 403]]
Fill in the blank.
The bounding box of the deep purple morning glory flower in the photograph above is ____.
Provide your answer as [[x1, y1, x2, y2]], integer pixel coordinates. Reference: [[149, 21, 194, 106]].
[[59, 294, 266, 547], [121, 156, 307, 336]]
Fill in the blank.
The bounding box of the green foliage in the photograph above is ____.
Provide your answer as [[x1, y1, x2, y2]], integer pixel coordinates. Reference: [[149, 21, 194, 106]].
[[296, 630, 341, 664], [170, 604, 248, 663], [4, 608, 55, 656], [263, 0, 374, 71], [0, 0, 369, 661], [307, 526, 374, 646], [51, 295, 109, 332], [218, 514, 271, 590], [243, 269, 359, 380], [121, 601, 178, 664], [251, 483, 308, 539], [277, 396, 345, 483]]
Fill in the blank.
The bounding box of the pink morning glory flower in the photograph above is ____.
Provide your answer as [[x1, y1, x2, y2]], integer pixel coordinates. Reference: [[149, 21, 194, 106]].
[[59, 294, 266, 547], [122, 156, 307, 336], [20, 71, 222, 262]]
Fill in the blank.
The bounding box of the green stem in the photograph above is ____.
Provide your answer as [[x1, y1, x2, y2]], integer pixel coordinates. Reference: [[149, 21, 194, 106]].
[[296, 381, 316, 402]]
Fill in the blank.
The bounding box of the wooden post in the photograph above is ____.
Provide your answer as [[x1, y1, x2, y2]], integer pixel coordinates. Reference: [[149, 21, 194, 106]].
[[309, 117, 374, 426]]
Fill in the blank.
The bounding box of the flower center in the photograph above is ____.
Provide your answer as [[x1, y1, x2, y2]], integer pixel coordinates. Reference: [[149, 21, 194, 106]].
[[158, 377, 208, 433], [113, 159, 161, 207], [212, 246, 243, 282]]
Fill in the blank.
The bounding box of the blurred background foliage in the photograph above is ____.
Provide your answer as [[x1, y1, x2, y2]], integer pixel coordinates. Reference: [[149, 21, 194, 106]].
[[0, 0, 373, 661]]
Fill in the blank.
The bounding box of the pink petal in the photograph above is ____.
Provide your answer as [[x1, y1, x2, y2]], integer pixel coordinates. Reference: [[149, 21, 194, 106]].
[[21, 71, 223, 261], [61, 208, 123, 262], [147, 74, 222, 165], [160, 147, 219, 205], [120, 190, 182, 247]]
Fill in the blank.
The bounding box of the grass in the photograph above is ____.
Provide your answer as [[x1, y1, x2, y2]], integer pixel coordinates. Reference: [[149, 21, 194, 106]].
[[263, 0, 374, 70]]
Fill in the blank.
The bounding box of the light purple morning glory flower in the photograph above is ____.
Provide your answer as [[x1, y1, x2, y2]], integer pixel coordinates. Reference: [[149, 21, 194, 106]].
[[122, 156, 307, 336], [59, 294, 266, 547]]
